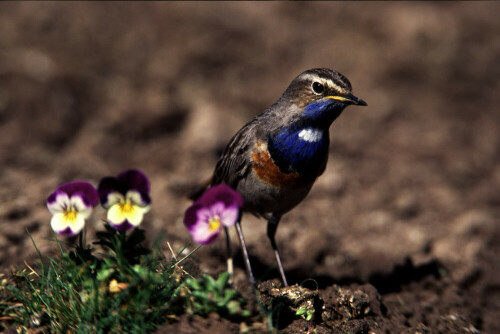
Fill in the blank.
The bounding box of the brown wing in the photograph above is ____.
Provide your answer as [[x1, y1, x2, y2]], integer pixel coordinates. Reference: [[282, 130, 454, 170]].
[[211, 118, 259, 188]]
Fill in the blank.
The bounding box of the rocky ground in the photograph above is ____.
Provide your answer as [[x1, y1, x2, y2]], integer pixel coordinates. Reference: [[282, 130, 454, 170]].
[[0, 2, 499, 333]]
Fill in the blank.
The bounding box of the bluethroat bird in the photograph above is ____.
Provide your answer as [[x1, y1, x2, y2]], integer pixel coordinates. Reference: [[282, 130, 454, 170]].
[[193, 68, 367, 286]]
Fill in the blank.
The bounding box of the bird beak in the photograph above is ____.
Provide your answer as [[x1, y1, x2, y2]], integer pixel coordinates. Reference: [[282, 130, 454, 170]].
[[326, 93, 367, 106]]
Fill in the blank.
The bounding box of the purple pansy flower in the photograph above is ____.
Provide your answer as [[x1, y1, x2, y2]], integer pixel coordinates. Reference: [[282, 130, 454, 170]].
[[98, 169, 151, 231], [184, 184, 243, 245], [47, 181, 99, 236]]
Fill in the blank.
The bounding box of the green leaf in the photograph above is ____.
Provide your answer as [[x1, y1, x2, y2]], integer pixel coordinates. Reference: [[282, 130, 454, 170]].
[[191, 291, 209, 299], [185, 278, 201, 290], [226, 300, 241, 314], [222, 290, 238, 304], [215, 271, 230, 290], [296, 308, 307, 316], [96, 268, 114, 281], [203, 274, 217, 289]]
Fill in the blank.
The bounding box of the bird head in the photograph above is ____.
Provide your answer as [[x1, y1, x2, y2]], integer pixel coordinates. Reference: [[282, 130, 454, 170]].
[[276, 68, 367, 127]]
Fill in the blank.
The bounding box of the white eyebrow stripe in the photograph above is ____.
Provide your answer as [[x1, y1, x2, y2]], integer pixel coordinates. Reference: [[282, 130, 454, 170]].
[[300, 73, 322, 82], [327, 80, 347, 94], [300, 73, 348, 94]]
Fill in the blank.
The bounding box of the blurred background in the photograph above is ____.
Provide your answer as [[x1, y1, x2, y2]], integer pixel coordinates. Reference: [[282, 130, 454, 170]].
[[0, 2, 499, 331]]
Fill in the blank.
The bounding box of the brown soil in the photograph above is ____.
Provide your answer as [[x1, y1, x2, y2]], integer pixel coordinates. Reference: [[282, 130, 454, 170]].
[[1, 2, 499, 333]]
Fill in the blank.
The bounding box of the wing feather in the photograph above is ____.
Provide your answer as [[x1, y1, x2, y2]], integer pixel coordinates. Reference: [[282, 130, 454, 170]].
[[212, 119, 258, 188]]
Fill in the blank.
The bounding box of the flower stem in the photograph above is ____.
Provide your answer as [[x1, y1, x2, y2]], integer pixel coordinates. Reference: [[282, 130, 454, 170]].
[[116, 230, 127, 266], [174, 244, 202, 267], [79, 231, 84, 249]]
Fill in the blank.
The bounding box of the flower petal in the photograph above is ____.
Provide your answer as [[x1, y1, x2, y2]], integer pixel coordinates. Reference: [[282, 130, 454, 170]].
[[104, 192, 125, 209], [117, 169, 150, 196], [209, 202, 225, 217], [183, 185, 244, 244], [198, 184, 243, 208], [184, 203, 204, 230], [196, 207, 213, 225], [50, 212, 69, 232], [190, 220, 221, 245], [69, 194, 94, 219], [107, 203, 127, 225], [107, 203, 147, 230], [108, 220, 135, 231], [79, 207, 93, 220], [98, 170, 151, 208], [53, 181, 98, 207], [69, 192, 93, 219], [125, 206, 147, 227], [98, 177, 125, 207], [47, 191, 70, 214], [50, 212, 85, 236], [219, 205, 239, 227], [126, 190, 151, 208]]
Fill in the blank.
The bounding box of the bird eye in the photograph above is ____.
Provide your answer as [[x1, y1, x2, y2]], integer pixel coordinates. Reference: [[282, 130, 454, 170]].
[[312, 82, 324, 94]]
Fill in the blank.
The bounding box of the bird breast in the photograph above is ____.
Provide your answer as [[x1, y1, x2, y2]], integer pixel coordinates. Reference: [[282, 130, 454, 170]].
[[267, 126, 329, 177], [250, 139, 307, 189]]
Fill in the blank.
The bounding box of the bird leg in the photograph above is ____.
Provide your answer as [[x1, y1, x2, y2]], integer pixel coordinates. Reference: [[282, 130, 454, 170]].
[[267, 214, 288, 286], [224, 227, 234, 285], [234, 218, 256, 285]]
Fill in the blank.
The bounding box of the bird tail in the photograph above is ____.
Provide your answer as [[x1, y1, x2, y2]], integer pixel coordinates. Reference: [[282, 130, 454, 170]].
[[188, 177, 212, 201]]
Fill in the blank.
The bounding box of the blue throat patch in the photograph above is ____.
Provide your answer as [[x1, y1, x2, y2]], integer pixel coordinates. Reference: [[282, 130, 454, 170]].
[[268, 126, 328, 175], [303, 99, 343, 122], [267, 99, 345, 175]]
